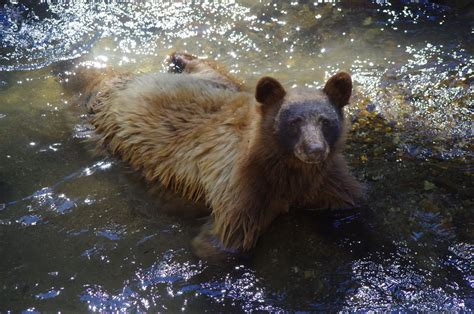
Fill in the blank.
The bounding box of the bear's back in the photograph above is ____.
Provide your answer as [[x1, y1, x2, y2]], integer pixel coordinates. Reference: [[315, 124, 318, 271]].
[[90, 72, 256, 203]]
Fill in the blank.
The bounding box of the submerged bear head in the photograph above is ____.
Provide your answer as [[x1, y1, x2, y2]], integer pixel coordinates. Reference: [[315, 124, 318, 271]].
[[255, 72, 352, 164]]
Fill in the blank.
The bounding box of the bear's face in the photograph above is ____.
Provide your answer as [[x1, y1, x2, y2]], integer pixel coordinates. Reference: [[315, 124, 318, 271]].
[[275, 91, 343, 163], [255, 73, 352, 164]]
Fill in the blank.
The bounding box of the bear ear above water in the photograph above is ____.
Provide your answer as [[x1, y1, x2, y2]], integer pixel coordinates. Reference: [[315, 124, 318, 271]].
[[323, 72, 352, 108], [255, 76, 286, 107]]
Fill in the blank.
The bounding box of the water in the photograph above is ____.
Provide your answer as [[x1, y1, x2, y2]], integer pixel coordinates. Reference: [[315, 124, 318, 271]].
[[0, 0, 472, 311]]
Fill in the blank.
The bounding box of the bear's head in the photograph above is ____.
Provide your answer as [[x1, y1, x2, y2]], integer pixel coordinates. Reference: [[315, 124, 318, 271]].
[[255, 72, 352, 164]]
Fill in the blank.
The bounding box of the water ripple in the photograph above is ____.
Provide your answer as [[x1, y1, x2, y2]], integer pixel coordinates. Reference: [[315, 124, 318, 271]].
[[345, 244, 469, 311]]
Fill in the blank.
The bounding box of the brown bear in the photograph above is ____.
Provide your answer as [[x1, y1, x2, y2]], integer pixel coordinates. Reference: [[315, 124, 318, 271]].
[[61, 52, 364, 260]]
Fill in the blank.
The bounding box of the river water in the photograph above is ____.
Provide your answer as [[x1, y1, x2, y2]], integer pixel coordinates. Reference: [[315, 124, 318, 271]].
[[0, 0, 472, 311]]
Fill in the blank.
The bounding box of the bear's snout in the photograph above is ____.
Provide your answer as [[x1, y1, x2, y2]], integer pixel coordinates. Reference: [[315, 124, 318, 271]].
[[304, 142, 325, 157], [294, 123, 328, 164], [296, 141, 328, 164]]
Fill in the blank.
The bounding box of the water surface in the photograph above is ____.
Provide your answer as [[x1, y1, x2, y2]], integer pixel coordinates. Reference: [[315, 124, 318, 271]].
[[0, 1, 472, 311]]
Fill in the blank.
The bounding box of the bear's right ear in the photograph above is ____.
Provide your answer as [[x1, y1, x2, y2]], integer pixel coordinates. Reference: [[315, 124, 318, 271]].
[[255, 77, 286, 108], [323, 72, 352, 108]]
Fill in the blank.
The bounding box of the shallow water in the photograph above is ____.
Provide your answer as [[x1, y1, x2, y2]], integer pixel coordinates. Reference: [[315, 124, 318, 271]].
[[0, 0, 473, 311]]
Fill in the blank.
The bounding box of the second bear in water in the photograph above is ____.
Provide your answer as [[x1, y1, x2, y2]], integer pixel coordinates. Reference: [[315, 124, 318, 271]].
[[71, 53, 364, 259]]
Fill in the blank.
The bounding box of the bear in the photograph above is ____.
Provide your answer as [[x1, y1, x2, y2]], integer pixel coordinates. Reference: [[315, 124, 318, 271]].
[[60, 52, 364, 260]]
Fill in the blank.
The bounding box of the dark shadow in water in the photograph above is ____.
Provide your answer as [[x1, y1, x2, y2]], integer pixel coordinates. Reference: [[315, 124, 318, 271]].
[[0, 180, 13, 205]]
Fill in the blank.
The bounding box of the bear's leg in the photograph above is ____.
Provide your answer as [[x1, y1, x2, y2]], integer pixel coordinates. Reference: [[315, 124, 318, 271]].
[[192, 199, 288, 260], [192, 220, 245, 262], [166, 52, 244, 91], [168, 52, 198, 73], [301, 161, 365, 210]]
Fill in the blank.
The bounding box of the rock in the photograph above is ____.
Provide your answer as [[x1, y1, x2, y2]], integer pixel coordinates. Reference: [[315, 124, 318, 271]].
[[420, 198, 440, 212], [423, 181, 436, 191]]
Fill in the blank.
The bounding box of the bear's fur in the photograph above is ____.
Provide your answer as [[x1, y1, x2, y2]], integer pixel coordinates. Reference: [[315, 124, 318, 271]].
[[62, 53, 364, 259]]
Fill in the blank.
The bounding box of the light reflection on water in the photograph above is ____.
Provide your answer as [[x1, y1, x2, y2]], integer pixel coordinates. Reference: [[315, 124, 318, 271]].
[[80, 250, 283, 312], [346, 243, 467, 311], [0, 0, 472, 312]]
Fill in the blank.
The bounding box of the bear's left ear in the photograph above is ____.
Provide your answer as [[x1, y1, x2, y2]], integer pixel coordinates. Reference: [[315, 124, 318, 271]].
[[323, 72, 352, 108], [255, 77, 286, 108]]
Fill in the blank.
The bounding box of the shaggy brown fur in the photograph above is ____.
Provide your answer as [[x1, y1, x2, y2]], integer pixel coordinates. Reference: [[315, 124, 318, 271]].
[[63, 53, 363, 259]]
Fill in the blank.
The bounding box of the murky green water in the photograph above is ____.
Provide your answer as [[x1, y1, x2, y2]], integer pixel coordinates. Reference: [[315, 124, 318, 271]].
[[0, 0, 472, 311]]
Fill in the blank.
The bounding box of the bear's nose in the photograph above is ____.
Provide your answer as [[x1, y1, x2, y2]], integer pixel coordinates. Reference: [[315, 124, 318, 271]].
[[305, 143, 324, 156]]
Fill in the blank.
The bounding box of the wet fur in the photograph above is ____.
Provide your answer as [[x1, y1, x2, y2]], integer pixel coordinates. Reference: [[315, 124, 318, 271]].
[[62, 54, 364, 257]]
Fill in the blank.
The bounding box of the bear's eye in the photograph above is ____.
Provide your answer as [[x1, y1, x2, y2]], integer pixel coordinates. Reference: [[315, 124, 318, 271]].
[[289, 117, 303, 128], [321, 118, 330, 127]]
